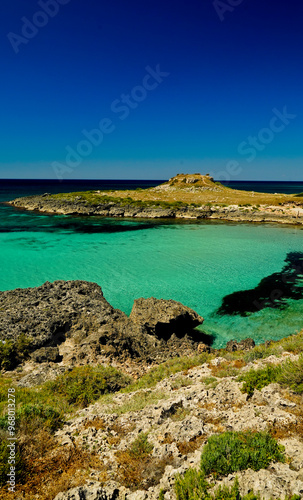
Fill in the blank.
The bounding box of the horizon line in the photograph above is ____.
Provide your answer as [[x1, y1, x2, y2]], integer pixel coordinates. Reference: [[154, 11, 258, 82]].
[[1, 178, 303, 183]]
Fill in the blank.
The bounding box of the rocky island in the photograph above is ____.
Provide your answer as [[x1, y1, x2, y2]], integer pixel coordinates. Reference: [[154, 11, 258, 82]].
[[8, 174, 303, 225], [1, 280, 303, 500]]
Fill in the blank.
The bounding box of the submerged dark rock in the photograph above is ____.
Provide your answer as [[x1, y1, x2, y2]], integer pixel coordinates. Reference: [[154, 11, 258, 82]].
[[217, 252, 303, 317]]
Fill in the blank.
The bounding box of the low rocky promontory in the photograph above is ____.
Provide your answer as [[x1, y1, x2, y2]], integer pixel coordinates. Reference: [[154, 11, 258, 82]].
[[8, 174, 303, 225]]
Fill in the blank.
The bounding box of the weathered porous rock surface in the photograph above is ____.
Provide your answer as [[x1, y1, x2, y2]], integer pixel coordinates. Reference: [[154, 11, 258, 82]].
[[0, 280, 125, 348], [225, 338, 256, 352], [51, 354, 303, 500], [129, 297, 204, 339], [0, 280, 205, 377]]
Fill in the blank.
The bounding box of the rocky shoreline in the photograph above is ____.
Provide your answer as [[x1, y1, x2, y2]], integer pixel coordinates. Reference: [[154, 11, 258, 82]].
[[8, 193, 303, 225]]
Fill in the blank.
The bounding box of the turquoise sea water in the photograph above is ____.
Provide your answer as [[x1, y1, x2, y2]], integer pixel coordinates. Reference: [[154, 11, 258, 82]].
[[1, 180, 303, 348]]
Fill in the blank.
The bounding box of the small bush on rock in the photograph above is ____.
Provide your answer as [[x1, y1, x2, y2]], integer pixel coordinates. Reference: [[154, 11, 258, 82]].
[[0, 403, 63, 433], [174, 473, 300, 500], [200, 431, 285, 477], [116, 432, 174, 490], [239, 356, 303, 396], [45, 365, 132, 407], [278, 355, 303, 394], [238, 365, 281, 397], [0, 334, 31, 371]]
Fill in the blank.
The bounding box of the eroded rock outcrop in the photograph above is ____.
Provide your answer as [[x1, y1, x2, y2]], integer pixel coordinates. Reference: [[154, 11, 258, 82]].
[[129, 297, 203, 340], [0, 280, 206, 375]]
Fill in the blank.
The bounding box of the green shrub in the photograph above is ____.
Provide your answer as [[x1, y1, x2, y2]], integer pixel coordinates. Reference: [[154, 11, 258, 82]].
[[0, 334, 31, 370], [159, 488, 165, 500], [200, 431, 285, 477], [45, 365, 132, 407], [278, 355, 303, 393], [238, 365, 281, 397], [243, 344, 279, 363], [0, 403, 63, 433], [239, 355, 303, 396], [174, 472, 299, 500], [129, 432, 153, 458], [175, 468, 210, 500]]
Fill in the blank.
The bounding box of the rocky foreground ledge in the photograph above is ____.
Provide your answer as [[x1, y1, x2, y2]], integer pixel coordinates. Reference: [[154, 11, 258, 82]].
[[1, 280, 303, 500], [0, 280, 206, 382], [8, 174, 303, 225]]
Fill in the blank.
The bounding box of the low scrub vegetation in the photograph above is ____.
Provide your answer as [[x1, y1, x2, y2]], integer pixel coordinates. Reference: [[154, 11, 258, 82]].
[[239, 355, 303, 396], [45, 365, 132, 408], [0, 334, 31, 371], [116, 432, 174, 490], [174, 431, 288, 500], [278, 355, 303, 394], [200, 431, 285, 477], [238, 365, 281, 397], [122, 353, 211, 393], [0, 365, 132, 497], [105, 389, 168, 415], [174, 473, 300, 500]]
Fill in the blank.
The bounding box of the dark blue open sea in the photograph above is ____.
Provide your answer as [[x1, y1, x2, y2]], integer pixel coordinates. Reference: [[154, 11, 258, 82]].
[[1, 178, 303, 348]]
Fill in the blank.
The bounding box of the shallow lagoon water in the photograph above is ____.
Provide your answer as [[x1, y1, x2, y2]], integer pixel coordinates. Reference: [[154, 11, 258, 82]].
[[1, 202, 303, 347]]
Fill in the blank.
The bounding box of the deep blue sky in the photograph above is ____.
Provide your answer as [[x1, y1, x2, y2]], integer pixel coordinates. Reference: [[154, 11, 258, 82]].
[[0, 0, 302, 180]]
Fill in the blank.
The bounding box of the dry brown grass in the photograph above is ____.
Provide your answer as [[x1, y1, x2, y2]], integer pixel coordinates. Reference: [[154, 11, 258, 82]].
[[268, 392, 303, 441], [83, 417, 136, 446], [115, 450, 175, 490], [161, 432, 175, 444], [83, 416, 106, 431], [1, 439, 107, 500], [53, 174, 303, 209], [177, 435, 206, 455], [0, 411, 109, 500], [198, 401, 217, 410], [208, 359, 246, 378]]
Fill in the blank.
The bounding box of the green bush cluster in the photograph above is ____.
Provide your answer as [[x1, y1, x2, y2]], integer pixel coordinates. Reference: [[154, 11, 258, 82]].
[[0, 403, 63, 433], [238, 365, 281, 397], [0, 334, 31, 371], [239, 355, 303, 396], [174, 473, 299, 500], [200, 431, 285, 477], [174, 431, 288, 500], [278, 355, 303, 394], [45, 365, 132, 407], [129, 432, 153, 458]]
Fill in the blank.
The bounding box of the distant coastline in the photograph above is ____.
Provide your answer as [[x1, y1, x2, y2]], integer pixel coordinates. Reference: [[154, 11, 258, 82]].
[[8, 174, 303, 226]]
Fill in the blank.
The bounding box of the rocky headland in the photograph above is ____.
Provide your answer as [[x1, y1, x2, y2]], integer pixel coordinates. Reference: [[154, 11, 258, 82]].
[[1, 280, 303, 500], [0, 280, 205, 382], [8, 174, 303, 225]]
